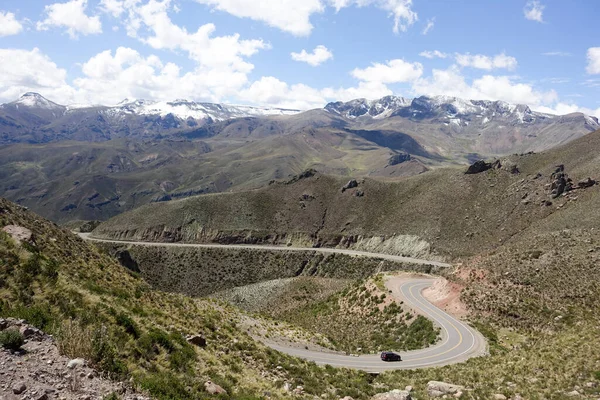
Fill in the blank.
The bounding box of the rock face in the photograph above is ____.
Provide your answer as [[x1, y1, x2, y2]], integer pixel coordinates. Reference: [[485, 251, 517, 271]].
[[372, 389, 412, 400], [426, 381, 465, 397]]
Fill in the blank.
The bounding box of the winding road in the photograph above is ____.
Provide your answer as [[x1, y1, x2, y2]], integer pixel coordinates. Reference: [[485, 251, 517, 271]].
[[263, 277, 487, 372], [80, 234, 486, 372], [78, 233, 450, 268]]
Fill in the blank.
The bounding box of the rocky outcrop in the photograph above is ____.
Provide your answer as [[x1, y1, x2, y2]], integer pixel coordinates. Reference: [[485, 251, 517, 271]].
[[548, 165, 597, 199], [465, 160, 495, 174], [2, 225, 34, 245], [0, 318, 147, 400], [372, 389, 412, 400], [465, 159, 519, 175], [341, 179, 359, 192], [426, 381, 464, 398], [388, 153, 411, 166]]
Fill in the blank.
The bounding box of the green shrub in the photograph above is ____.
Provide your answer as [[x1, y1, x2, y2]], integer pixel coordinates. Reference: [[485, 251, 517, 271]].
[[0, 328, 25, 350]]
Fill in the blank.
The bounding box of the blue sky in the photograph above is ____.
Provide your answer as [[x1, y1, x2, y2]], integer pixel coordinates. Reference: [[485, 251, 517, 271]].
[[0, 0, 598, 116]]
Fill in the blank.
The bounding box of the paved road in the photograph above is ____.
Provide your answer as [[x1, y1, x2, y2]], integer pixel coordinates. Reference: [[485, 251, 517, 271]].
[[80, 234, 486, 371], [262, 277, 486, 372], [79, 233, 451, 268]]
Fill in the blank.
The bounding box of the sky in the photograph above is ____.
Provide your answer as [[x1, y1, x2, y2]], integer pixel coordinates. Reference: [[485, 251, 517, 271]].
[[0, 0, 599, 116]]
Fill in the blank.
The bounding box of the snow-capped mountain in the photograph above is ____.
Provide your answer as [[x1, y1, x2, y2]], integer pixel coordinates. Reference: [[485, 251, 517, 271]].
[[105, 98, 300, 121], [326, 94, 600, 130]]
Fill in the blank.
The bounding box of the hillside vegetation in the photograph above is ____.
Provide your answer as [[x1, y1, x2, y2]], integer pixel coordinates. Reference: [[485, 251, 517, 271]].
[[93, 130, 600, 260]]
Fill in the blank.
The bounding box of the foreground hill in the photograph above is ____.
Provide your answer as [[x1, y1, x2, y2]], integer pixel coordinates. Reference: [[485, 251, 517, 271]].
[[4, 191, 600, 397]]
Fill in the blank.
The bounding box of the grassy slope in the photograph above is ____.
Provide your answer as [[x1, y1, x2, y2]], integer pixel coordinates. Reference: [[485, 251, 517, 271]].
[[93, 154, 570, 259], [0, 128, 427, 224], [0, 198, 384, 400]]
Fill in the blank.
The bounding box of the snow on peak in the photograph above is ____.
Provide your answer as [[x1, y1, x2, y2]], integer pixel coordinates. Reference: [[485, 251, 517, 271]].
[[16, 93, 64, 110]]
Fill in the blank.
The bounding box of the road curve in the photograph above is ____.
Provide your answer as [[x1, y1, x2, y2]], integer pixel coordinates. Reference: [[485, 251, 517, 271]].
[[79, 234, 486, 371], [78, 233, 451, 268], [262, 277, 486, 372]]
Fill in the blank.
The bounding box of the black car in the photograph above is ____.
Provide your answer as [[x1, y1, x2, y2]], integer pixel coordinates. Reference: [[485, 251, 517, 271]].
[[380, 351, 402, 362]]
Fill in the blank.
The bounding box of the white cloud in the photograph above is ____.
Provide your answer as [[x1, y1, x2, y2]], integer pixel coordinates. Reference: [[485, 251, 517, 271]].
[[542, 51, 571, 57], [419, 50, 447, 59], [331, 0, 417, 33], [524, 0, 544, 22], [455, 53, 518, 71], [0, 48, 77, 103], [586, 47, 600, 75], [37, 0, 102, 38], [75, 47, 253, 104], [0, 11, 23, 37], [535, 103, 600, 119], [99, 0, 126, 17], [195, 0, 324, 36], [125, 0, 268, 73], [422, 17, 434, 35], [291, 45, 333, 66], [411, 65, 557, 107], [351, 59, 423, 84]]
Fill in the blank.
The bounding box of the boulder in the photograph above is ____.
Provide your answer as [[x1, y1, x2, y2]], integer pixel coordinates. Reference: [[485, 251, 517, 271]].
[[341, 179, 359, 192], [186, 334, 207, 348], [204, 381, 227, 395], [426, 381, 464, 397], [465, 160, 493, 174], [372, 389, 412, 400], [578, 178, 597, 188], [2, 225, 33, 244], [13, 382, 27, 395], [67, 358, 86, 369]]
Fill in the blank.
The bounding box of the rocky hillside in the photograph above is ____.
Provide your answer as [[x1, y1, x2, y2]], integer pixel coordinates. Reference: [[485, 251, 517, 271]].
[[92, 130, 600, 260]]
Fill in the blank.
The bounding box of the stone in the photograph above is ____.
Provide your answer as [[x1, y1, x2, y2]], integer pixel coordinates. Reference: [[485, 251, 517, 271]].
[[426, 381, 465, 397], [67, 358, 86, 369], [578, 178, 597, 188], [1, 225, 33, 244], [493, 395, 507, 400], [20, 326, 36, 338], [405, 386, 413, 392], [371, 389, 412, 400], [36, 394, 48, 400], [465, 160, 493, 174], [186, 335, 207, 348], [566, 390, 580, 397], [13, 382, 27, 395], [204, 381, 227, 395], [341, 179, 359, 192], [340, 397, 355, 400]]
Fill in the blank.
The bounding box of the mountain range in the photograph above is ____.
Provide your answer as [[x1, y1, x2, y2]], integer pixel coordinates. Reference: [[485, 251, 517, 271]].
[[0, 92, 599, 223]]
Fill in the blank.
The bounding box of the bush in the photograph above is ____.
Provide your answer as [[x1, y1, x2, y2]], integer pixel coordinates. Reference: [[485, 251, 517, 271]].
[[0, 329, 25, 350]]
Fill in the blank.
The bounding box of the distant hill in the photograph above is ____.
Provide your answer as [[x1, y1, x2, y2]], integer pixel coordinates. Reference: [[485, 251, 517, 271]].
[[1, 93, 599, 223]]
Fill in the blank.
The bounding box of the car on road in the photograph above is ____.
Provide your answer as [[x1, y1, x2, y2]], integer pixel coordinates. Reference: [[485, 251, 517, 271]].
[[380, 351, 402, 362]]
